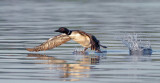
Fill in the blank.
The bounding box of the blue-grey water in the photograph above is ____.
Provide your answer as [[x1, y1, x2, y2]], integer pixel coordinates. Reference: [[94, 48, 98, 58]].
[[0, 0, 160, 83]]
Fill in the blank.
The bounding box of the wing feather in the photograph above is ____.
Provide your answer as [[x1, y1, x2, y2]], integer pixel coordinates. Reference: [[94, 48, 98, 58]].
[[26, 34, 71, 52]]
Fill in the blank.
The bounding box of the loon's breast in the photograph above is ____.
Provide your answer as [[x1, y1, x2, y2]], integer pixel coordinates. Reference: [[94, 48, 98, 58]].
[[69, 31, 91, 48]]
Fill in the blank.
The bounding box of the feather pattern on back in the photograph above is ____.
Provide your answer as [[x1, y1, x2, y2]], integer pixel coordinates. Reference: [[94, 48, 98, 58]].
[[26, 34, 71, 52]]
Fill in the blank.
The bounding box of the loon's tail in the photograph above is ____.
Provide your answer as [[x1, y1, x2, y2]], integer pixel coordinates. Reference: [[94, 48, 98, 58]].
[[100, 45, 107, 48]]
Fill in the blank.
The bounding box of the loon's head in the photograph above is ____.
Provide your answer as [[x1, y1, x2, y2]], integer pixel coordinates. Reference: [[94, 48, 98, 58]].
[[55, 27, 71, 35]]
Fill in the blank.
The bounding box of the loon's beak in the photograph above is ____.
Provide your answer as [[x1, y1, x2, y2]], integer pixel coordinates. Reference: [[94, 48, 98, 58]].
[[55, 30, 60, 32]]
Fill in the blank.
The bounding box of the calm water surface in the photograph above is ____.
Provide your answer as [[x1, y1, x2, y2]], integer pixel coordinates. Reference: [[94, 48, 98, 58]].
[[0, 0, 160, 83]]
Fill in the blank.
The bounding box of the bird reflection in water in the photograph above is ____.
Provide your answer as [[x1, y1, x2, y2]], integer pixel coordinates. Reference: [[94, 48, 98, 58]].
[[27, 53, 107, 81]]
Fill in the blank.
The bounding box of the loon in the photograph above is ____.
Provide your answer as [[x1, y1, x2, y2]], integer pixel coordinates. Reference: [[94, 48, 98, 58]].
[[26, 27, 107, 52]]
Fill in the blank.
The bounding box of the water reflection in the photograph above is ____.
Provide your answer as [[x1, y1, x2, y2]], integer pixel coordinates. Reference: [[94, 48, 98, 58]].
[[27, 53, 107, 81], [129, 48, 152, 56], [126, 54, 152, 62]]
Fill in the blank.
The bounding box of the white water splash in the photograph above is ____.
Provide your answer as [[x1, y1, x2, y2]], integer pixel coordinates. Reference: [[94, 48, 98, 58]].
[[116, 33, 152, 55], [120, 33, 151, 50]]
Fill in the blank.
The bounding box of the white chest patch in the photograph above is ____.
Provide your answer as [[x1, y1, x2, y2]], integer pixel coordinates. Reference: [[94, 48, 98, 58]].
[[69, 32, 91, 48]]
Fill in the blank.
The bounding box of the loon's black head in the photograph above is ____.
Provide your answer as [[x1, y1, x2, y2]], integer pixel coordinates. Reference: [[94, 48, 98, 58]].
[[55, 27, 71, 35]]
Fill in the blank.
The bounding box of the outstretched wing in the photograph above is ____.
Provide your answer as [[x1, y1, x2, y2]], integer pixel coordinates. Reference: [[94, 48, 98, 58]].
[[26, 34, 71, 52]]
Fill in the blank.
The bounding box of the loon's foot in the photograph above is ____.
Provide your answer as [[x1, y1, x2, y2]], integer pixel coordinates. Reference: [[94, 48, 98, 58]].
[[96, 50, 102, 53], [73, 50, 88, 55]]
